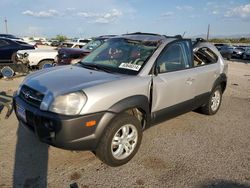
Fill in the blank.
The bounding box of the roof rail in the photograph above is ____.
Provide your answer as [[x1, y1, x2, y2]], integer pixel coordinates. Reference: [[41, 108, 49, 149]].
[[124, 32, 161, 36], [164, 35, 182, 39], [196, 38, 206, 42], [192, 38, 207, 46]]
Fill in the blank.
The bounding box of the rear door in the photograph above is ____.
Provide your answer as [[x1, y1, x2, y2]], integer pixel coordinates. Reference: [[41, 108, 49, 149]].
[[192, 45, 220, 96], [151, 40, 197, 122]]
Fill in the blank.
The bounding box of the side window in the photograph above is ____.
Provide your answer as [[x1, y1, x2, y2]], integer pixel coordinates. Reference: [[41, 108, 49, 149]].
[[156, 41, 191, 73], [0, 39, 9, 47], [194, 47, 218, 67]]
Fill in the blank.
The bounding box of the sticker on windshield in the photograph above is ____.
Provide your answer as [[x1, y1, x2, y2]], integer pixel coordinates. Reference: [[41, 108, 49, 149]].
[[119, 63, 141, 71]]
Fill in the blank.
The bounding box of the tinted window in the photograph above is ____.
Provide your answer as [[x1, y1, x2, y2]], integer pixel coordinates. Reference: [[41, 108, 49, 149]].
[[194, 47, 218, 66], [156, 41, 190, 73], [79, 39, 90, 43], [0, 39, 9, 47]]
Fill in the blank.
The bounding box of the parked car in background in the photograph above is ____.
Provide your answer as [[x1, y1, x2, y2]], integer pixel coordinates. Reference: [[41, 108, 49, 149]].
[[0, 37, 35, 77], [43, 40, 54, 46], [243, 47, 250, 60], [51, 40, 61, 47], [214, 43, 226, 51], [14, 33, 228, 166], [0, 34, 23, 41], [232, 47, 245, 59], [0, 37, 34, 63], [17, 49, 58, 69], [71, 38, 91, 44], [218, 45, 234, 60], [55, 35, 115, 65], [61, 42, 86, 49]]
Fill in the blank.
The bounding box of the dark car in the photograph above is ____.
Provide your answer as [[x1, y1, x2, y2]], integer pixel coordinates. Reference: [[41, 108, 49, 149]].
[[0, 37, 34, 63], [214, 43, 226, 51], [218, 45, 234, 60], [0, 34, 23, 41], [243, 47, 250, 60], [51, 40, 61, 47], [232, 47, 245, 59], [56, 35, 115, 65]]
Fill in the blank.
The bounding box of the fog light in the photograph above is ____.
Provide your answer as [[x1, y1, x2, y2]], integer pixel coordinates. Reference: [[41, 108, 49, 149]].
[[44, 120, 55, 130]]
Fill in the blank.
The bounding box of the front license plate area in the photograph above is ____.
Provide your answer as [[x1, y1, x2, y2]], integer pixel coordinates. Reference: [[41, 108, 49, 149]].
[[16, 104, 26, 122]]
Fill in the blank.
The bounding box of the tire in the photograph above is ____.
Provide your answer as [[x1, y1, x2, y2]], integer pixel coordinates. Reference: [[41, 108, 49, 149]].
[[38, 60, 54, 69], [201, 85, 222, 115], [11, 52, 17, 63], [95, 113, 142, 167], [227, 54, 231, 60], [1, 66, 15, 78]]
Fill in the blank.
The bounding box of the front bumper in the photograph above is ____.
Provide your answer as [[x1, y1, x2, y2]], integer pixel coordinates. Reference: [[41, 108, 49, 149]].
[[13, 95, 112, 151]]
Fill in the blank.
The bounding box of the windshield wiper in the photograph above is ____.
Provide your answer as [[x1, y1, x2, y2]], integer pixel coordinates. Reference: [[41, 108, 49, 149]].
[[79, 62, 113, 73]]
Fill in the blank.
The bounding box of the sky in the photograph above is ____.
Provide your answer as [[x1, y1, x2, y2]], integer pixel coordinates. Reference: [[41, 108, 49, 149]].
[[0, 0, 250, 38]]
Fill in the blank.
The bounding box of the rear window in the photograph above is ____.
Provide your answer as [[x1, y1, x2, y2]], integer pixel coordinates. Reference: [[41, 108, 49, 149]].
[[194, 47, 218, 67]]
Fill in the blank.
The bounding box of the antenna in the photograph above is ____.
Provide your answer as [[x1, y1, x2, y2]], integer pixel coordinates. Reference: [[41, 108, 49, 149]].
[[4, 17, 8, 34], [182, 31, 186, 37], [206, 24, 210, 40]]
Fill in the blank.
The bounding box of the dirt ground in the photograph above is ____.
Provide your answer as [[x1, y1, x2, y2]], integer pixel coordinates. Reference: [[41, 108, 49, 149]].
[[0, 60, 250, 188]]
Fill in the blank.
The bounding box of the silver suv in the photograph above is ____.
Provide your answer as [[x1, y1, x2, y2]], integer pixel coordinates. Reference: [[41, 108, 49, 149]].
[[14, 33, 228, 166]]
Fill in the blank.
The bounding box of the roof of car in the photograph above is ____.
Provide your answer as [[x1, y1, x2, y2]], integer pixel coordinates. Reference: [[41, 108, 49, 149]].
[[94, 35, 117, 40], [118, 32, 183, 43]]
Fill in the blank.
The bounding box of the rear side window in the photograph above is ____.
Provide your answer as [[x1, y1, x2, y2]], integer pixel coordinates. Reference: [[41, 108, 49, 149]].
[[0, 39, 9, 47], [194, 47, 218, 67]]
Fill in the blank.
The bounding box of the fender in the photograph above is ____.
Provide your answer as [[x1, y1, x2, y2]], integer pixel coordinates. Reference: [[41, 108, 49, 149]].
[[93, 95, 150, 147], [212, 73, 227, 93]]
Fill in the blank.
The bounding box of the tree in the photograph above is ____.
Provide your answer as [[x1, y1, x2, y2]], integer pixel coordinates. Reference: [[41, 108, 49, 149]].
[[55, 35, 67, 42]]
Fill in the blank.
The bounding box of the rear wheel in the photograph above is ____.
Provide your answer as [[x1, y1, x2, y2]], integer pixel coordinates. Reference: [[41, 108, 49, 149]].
[[95, 113, 142, 167], [38, 60, 54, 69], [11, 52, 17, 63], [201, 85, 222, 115]]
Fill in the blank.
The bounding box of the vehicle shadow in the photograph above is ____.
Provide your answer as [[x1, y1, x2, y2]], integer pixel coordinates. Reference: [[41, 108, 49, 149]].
[[13, 124, 49, 187], [198, 180, 250, 188], [0, 91, 12, 115]]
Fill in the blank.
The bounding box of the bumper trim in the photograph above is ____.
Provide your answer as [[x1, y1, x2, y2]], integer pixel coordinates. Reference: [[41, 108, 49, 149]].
[[14, 95, 114, 151]]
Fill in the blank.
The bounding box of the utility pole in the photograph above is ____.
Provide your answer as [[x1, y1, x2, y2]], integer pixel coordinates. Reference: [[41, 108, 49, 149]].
[[4, 17, 8, 34], [206, 24, 210, 40]]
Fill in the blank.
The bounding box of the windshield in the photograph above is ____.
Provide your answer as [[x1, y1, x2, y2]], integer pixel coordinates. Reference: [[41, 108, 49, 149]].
[[81, 39, 104, 51], [79, 38, 158, 75]]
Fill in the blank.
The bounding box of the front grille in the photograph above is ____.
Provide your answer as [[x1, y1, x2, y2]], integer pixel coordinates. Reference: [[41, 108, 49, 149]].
[[20, 85, 44, 108]]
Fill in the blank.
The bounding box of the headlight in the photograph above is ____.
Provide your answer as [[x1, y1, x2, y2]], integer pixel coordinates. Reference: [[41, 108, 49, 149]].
[[49, 91, 87, 115]]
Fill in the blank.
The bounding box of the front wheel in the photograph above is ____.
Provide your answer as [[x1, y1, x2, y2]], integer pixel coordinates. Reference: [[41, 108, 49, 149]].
[[38, 60, 54, 69], [95, 113, 142, 167], [201, 86, 222, 115]]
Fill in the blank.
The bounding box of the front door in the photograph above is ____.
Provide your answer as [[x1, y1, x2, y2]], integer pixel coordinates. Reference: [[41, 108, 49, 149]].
[[151, 40, 196, 123]]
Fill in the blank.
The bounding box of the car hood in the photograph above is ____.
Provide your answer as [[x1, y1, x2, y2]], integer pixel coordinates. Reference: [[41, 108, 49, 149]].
[[18, 49, 57, 54], [23, 65, 126, 96]]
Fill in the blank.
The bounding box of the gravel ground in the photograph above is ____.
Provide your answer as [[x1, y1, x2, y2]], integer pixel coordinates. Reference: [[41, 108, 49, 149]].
[[0, 61, 250, 188]]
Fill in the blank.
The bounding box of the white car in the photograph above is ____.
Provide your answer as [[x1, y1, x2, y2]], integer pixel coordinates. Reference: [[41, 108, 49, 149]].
[[17, 49, 58, 69]]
